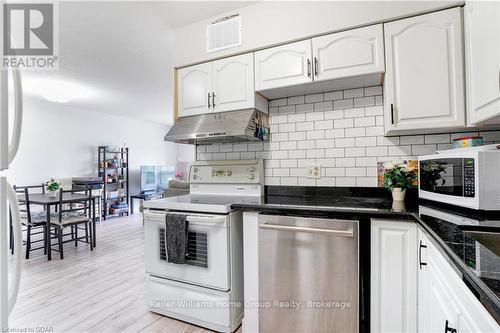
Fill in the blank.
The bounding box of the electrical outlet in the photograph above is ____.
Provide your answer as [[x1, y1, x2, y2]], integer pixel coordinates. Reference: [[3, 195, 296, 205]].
[[307, 164, 321, 179]]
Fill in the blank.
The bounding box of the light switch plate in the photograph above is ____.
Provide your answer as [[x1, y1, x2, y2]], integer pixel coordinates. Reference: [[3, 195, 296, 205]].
[[307, 164, 321, 179]]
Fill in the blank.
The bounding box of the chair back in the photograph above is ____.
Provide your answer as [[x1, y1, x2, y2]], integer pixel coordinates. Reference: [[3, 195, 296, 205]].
[[12, 184, 45, 224], [56, 188, 92, 223]]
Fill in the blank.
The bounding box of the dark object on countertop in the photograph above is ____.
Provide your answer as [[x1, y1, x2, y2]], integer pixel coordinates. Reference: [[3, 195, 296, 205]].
[[165, 213, 188, 264], [72, 177, 104, 190]]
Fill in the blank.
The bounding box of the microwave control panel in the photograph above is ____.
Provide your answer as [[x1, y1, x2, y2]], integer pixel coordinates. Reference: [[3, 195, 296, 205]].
[[464, 158, 475, 197]]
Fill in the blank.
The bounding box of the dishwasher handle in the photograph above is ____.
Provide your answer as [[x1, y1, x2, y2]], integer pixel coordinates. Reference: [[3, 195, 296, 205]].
[[260, 222, 354, 237]]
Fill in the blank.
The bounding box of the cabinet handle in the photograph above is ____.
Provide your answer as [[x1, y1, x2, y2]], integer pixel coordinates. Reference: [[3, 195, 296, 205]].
[[419, 240, 427, 270], [445, 320, 457, 333], [391, 104, 395, 124], [208, 93, 211, 108], [314, 57, 318, 77], [212, 92, 216, 108], [307, 59, 311, 78]]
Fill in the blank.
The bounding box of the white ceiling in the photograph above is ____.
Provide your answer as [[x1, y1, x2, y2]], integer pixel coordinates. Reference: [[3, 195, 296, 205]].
[[23, 1, 255, 125]]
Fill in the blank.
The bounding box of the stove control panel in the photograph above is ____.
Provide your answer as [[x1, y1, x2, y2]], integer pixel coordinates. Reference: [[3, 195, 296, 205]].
[[189, 160, 262, 184]]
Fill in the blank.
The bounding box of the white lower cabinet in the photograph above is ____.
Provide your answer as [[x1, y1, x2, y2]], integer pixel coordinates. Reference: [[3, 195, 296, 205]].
[[371, 219, 418, 333], [417, 228, 500, 333], [372, 220, 500, 333]]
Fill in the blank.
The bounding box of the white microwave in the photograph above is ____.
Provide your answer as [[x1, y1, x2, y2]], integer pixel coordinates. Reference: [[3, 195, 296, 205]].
[[418, 146, 500, 210]]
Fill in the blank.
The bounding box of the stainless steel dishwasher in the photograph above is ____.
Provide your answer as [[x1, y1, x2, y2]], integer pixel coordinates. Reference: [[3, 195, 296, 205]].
[[258, 214, 359, 333]]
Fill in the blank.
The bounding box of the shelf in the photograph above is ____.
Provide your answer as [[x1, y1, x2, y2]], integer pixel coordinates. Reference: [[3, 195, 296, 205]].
[[99, 146, 129, 221]]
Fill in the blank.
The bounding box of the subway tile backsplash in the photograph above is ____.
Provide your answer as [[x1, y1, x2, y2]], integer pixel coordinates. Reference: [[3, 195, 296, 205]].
[[196, 85, 500, 187]]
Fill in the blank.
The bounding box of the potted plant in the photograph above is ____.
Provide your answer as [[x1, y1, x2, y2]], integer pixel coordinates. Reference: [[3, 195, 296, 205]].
[[383, 161, 417, 201], [45, 178, 61, 197]]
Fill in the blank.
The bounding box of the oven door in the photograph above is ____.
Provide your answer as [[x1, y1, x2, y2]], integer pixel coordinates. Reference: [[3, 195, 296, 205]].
[[144, 209, 230, 291]]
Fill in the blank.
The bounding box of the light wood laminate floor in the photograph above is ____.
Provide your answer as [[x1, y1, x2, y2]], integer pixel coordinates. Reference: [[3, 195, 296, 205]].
[[9, 214, 239, 333]]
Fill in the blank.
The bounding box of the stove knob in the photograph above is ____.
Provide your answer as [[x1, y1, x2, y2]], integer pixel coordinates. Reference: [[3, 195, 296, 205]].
[[228, 171, 232, 176], [250, 166, 256, 172], [249, 174, 255, 180], [194, 167, 198, 173], [193, 174, 198, 180]]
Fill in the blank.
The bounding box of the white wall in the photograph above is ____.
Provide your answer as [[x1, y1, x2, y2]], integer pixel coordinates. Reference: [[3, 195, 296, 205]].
[[173, 0, 461, 67], [6, 98, 195, 196]]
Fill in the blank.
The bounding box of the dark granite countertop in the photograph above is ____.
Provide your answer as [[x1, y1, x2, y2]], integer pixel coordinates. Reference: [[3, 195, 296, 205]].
[[231, 186, 500, 324]]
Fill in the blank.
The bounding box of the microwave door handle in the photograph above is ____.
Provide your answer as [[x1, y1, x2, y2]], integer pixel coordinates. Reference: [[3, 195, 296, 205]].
[[8, 67, 23, 164]]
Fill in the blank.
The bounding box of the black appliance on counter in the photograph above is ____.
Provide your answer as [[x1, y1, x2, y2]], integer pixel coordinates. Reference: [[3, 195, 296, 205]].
[[72, 177, 104, 190]]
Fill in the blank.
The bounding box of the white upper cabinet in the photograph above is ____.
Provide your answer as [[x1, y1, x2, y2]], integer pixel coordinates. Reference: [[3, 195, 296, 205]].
[[384, 8, 466, 135], [212, 53, 255, 113], [465, 0, 500, 126], [178, 63, 213, 117], [254, 40, 313, 91], [312, 24, 384, 82], [254, 26, 385, 98], [178, 54, 266, 118]]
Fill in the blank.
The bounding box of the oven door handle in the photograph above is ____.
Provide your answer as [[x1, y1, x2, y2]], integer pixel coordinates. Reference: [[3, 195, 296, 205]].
[[186, 215, 227, 224], [144, 210, 227, 226]]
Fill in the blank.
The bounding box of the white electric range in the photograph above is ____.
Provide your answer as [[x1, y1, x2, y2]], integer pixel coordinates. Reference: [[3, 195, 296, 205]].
[[143, 160, 263, 333]]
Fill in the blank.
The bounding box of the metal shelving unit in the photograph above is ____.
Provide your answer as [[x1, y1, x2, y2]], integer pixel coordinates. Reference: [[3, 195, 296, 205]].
[[98, 146, 129, 220]]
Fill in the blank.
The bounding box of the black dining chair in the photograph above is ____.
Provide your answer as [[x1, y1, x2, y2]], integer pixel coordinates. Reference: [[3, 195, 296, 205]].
[[49, 189, 93, 260], [10, 184, 48, 259]]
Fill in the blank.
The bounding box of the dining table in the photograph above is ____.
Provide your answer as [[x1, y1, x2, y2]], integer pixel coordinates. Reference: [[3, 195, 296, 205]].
[[19, 193, 99, 260]]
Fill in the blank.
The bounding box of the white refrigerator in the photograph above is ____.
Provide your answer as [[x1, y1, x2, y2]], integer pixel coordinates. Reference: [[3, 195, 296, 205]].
[[0, 64, 24, 329]]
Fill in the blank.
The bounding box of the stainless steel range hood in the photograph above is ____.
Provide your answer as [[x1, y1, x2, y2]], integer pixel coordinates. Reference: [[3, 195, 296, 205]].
[[164, 109, 269, 145]]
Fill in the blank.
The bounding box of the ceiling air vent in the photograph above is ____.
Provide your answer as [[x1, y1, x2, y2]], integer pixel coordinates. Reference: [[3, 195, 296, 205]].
[[206, 14, 242, 53]]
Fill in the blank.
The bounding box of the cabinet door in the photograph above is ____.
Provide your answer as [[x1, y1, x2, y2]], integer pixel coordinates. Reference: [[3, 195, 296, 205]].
[[312, 24, 384, 82], [418, 230, 460, 333], [384, 8, 465, 134], [178, 63, 212, 117], [254, 39, 313, 91], [371, 219, 417, 333], [465, 0, 500, 125], [213, 53, 255, 113], [418, 229, 500, 333]]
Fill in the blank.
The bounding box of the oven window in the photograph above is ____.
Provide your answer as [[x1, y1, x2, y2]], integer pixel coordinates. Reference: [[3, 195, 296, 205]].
[[420, 158, 464, 196], [159, 228, 208, 268]]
